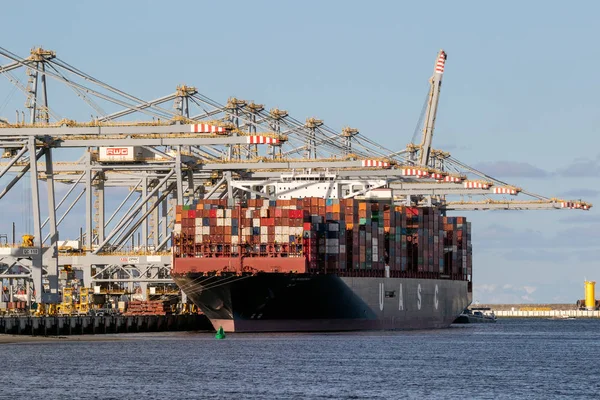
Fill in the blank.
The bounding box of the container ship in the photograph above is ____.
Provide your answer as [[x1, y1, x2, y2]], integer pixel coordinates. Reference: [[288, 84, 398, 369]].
[[171, 197, 472, 332]]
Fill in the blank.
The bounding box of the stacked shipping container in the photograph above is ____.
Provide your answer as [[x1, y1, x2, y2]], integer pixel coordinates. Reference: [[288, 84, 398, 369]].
[[123, 300, 172, 316], [173, 198, 472, 280]]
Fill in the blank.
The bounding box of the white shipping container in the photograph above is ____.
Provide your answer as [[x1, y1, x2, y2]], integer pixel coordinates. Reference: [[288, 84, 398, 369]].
[[246, 210, 253, 218], [174, 224, 182, 233], [340, 245, 346, 253], [283, 226, 289, 235], [196, 234, 202, 242], [261, 226, 268, 234], [202, 226, 210, 235], [195, 227, 203, 234], [253, 218, 260, 227], [217, 218, 224, 227], [373, 254, 379, 262], [275, 226, 282, 235], [232, 236, 239, 244], [260, 209, 269, 218], [195, 217, 202, 226], [225, 218, 232, 226], [261, 234, 268, 243], [329, 223, 339, 232], [225, 209, 232, 218], [216, 209, 224, 218]]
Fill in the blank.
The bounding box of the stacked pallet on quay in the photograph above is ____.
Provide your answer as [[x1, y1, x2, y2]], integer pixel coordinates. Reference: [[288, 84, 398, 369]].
[[172, 198, 471, 280]]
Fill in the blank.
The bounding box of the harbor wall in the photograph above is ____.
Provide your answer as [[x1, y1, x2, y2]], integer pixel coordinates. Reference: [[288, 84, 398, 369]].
[[494, 310, 600, 318], [0, 314, 212, 336]]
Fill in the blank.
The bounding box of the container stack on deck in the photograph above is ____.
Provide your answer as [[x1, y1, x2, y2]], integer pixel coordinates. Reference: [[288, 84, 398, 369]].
[[173, 198, 471, 279], [123, 300, 172, 316]]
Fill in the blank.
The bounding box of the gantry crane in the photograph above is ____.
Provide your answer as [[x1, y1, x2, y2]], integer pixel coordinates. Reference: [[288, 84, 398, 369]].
[[0, 46, 590, 308]]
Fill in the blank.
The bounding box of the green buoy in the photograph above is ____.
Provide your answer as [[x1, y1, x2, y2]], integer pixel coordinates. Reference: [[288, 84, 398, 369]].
[[215, 326, 226, 340]]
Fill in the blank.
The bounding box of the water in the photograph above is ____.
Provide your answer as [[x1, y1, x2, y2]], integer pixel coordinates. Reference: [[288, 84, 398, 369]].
[[1, 319, 598, 399]]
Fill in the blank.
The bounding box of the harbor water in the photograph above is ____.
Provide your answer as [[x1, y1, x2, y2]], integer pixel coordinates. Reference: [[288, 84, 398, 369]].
[[1, 318, 598, 399]]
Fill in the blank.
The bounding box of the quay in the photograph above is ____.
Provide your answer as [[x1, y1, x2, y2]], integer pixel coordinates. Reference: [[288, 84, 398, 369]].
[[494, 310, 600, 318], [0, 314, 212, 336], [474, 303, 600, 318]]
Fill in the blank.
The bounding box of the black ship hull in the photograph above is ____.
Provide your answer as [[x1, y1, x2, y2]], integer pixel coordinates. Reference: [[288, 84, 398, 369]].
[[172, 273, 470, 332]]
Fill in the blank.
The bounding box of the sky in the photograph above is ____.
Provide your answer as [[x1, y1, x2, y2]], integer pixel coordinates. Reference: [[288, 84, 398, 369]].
[[1, 0, 599, 303]]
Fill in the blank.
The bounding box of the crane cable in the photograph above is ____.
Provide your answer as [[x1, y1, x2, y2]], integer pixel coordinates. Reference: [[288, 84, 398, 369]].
[[410, 87, 431, 146], [0, 82, 18, 116]]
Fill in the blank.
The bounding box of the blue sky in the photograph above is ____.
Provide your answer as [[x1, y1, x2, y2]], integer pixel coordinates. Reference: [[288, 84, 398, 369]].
[[1, 0, 599, 303]]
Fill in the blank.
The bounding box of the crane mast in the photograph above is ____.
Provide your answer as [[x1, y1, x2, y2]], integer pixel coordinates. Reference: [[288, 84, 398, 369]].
[[418, 49, 446, 167]]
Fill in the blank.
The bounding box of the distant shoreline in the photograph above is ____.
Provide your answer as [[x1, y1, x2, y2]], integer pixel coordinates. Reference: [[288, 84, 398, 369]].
[[472, 304, 579, 311]]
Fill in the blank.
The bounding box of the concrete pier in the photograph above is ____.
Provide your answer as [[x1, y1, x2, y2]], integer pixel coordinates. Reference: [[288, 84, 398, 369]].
[[494, 310, 600, 318], [0, 314, 212, 336]]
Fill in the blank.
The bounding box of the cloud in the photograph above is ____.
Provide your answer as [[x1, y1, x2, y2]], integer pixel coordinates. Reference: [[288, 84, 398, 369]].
[[477, 284, 498, 293], [472, 161, 551, 178], [523, 286, 537, 295], [473, 284, 540, 304], [560, 189, 600, 199], [557, 158, 600, 177]]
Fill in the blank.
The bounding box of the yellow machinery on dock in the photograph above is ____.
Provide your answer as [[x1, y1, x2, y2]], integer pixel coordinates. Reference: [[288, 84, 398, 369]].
[[78, 288, 90, 314], [60, 288, 74, 315]]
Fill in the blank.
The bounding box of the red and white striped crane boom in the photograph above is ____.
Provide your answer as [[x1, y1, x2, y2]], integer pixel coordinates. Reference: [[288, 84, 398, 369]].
[[418, 49, 447, 167]]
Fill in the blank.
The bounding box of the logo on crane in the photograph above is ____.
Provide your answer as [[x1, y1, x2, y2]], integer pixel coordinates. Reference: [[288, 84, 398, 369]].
[[106, 148, 129, 156]]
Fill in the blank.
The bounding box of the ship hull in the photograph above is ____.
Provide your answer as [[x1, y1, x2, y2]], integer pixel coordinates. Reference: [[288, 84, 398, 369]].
[[172, 273, 469, 333]]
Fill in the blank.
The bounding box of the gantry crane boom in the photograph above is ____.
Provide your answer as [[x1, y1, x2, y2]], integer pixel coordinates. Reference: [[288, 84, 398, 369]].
[[418, 49, 447, 167], [443, 199, 592, 211]]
